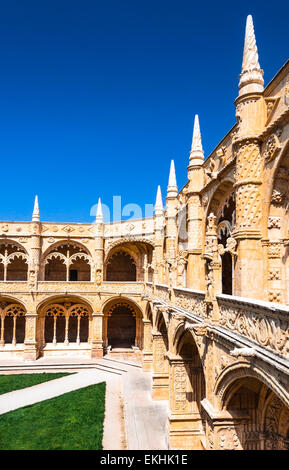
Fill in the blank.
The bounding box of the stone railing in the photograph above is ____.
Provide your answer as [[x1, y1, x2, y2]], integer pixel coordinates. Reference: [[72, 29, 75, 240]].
[[146, 283, 289, 359], [0, 280, 146, 296], [217, 294, 289, 359], [173, 287, 206, 318], [0, 281, 28, 292]]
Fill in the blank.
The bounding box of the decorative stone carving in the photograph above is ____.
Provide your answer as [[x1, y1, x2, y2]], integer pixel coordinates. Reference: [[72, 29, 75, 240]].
[[218, 427, 242, 450], [219, 297, 289, 356], [268, 291, 281, 303], [264, 131, 282, 163], [268, 217, 281, 229], [268, 269, 280, 281], [271, 189, 285, 206], [268, 242, 282, 259]]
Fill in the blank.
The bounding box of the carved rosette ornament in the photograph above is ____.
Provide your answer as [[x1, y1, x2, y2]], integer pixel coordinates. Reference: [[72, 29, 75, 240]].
[[264, 131, 282, 163]]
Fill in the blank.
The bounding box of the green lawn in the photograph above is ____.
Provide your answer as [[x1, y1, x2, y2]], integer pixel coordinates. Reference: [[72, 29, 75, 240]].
[[0, 373, 71, 395], [0, 382, 106, 450]]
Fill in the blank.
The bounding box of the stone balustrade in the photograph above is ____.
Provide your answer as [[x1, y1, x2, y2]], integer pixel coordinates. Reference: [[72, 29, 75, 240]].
[[147, 283, 289, 359], [0, 280, 146, 295]]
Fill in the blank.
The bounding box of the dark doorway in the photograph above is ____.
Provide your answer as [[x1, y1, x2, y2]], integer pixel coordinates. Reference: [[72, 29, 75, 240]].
[[108, 305, 136, 348], [222, 252, 233, 295], [69, 269, 78, 281]]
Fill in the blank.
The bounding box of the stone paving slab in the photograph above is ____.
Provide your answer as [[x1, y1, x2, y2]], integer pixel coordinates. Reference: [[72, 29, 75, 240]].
[[122, 368, 169, 450]]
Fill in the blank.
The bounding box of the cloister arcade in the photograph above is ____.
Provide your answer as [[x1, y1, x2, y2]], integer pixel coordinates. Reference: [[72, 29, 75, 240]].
[[104, 241, 154, 282], [43, 242, 91, 282], [0, 24, 288, 450], [0, 284, 288, 450], [0, 241, 28, 281]]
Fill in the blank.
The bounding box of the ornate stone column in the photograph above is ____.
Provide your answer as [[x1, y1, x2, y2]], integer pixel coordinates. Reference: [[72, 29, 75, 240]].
[[204, 214, 221, 324], [154, 186, 165, 284], [233, 14, 266, 299], [233, 138, 264, 299], [165, 160, 178, 286], [186, 115, 205, 290], [90, 312, 104, 358], [142, 318, 153, 371], [168, 354, 205, 449], [24, 313, 39, 361], [92, 198, 104, 283], [152, 331, 169, 400], [30, 197, 41, 287]]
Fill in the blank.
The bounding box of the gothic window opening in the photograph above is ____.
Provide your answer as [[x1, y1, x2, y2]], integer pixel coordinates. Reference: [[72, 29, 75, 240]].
[[223, 377, 289, 450], [217, 194, 236, 296], [44, 244, 91, 282], [106, 251, 136, 281], [44, 303, 90, 346], [0, 243, 28, 281], [0, 303, 26, 346]]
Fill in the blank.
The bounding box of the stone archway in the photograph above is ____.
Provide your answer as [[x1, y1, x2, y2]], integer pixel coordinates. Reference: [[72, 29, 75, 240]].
[[152, 309, 169, 400], [107, 304, 136, 348], [0, 241, 28, 281], [168, 328, 206, 449], [266, 145, 289, 304], [142, 303, 153, 371], [212, 365, 289, 450], [37, 296, 93, 357], [106, 251, 136, 281], [103, 298, 143, 352], [104, 241, 154, 282], [0, 300, 26, 347], [42, 242, 92, 282]]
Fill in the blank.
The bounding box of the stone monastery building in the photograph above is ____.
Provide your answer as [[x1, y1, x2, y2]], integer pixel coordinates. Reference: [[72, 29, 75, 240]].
[[0, 15, 288, 450]]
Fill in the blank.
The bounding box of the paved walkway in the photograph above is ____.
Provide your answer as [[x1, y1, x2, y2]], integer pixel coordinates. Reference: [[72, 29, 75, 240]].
[[0, 355, 169, 450]]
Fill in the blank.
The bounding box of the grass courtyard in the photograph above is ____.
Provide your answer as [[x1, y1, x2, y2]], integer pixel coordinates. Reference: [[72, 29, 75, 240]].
[[0, 382, 106, 450], [0, 372, 71, 395]]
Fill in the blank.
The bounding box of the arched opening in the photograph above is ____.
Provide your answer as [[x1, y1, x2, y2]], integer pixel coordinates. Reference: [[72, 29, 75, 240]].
[[0, 243, 28, 281], [222, 252, 232, 294], [0, 301, 26, 346], [220, 376, 289, 450], [216, 194, 236, 295], [152, 312, 169, 400], [143, 304, 154, 371], [267, 147, 289, 303], [41, 301, 91, 348], [168, 329, 206, 449], [104, 241, 154, 282], [106, 251, 136, 281], [44, 243, 91, 282], [107, 304, 136, 348]]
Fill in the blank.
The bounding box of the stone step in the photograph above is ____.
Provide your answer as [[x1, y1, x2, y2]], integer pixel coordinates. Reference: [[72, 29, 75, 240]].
[[0, 362, 125, 376]]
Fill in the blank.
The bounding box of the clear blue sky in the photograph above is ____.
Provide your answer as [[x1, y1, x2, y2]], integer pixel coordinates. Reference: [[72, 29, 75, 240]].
[[0, 0, 288, 223]]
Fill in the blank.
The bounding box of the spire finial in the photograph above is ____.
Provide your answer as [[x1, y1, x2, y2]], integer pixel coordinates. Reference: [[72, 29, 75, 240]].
[[32, 195, 40, 222], [96, 197, 103, 223], [167, 160, 178, 197], [238, 15, 264, 96], [155, 185, 164, 215], [189, 114, 204, 165]]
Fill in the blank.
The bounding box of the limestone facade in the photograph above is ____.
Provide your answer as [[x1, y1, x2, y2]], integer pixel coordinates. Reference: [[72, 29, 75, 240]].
[[0, 15, 288, 450]]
